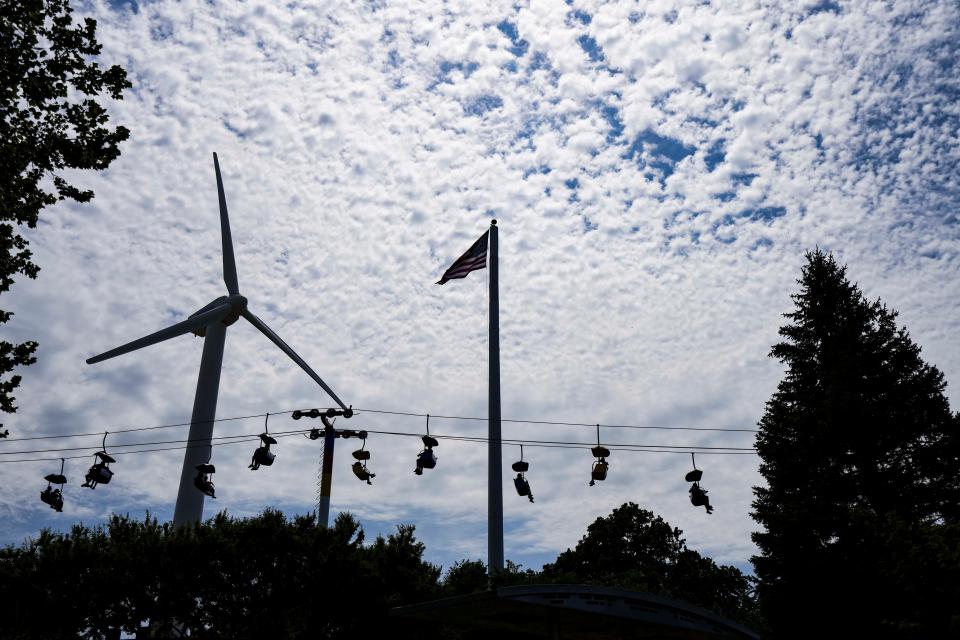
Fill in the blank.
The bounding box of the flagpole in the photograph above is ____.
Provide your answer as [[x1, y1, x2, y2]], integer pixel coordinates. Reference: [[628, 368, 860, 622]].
[[488, 219, 504, 574]]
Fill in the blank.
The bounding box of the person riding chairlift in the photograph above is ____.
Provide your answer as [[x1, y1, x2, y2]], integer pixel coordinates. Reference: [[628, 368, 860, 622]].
[[414, 435, 438, 475], [194, 463, 216, 498], [40, 486, 64, 512], [689, 482, 713, 514], [514, 473, 534, 503], [352, 461, 376, 484]]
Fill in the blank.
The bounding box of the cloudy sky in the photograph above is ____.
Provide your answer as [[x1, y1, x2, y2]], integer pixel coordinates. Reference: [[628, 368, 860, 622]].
[[2, 0, 958, 575]]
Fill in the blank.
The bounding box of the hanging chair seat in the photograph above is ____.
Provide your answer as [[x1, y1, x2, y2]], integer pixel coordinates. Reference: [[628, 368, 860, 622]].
[[40, 487, 64, 512], [87, 464, 114, 485], [514, 474, 531, 497], [591, 460, 608, 482]]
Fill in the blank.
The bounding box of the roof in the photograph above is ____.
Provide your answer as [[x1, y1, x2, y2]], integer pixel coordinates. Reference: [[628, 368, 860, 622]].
[[391, 584, 761, 639]]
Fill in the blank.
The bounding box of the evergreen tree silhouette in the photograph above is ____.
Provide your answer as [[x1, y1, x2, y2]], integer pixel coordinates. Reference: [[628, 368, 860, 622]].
[[752, 250, 960, 637]]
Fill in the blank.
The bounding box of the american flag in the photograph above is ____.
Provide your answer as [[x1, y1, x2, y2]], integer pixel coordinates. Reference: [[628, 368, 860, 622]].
[[436, 230, 489, 285]]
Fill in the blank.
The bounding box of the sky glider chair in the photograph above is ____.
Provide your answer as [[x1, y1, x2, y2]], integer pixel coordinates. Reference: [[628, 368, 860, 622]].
[[686, 453, 713, 514], [590, 447, 610, 486], [589, 425, 610, 486], [512, 446, 534, 503], [194, 462, 216, 498], [40, 459, 67, 512], [250, 414, 277, 470], [415, 415, 438, 475], [351, 438, 375, 484], [250, 433, 277, 470], [82, 433, 116, 489]]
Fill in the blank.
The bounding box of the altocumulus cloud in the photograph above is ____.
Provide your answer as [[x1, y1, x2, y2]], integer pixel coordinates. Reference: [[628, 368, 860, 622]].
[[1, 0, 957, 572]]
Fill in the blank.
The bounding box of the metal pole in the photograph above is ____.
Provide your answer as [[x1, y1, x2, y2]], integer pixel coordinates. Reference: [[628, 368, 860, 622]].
[[318, 425, 336, 528], [173, 321, 226, 526], [488, 219, 504, 573]]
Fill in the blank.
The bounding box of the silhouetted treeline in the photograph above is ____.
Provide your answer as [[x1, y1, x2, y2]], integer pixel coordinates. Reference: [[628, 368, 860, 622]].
[[0, 503, 755, 639], [0, 510, 439, 639], [752, 250, 960, 637], [444, 502, 759, 628]]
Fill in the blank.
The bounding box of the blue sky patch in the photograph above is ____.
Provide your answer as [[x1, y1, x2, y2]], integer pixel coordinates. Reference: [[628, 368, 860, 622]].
[[529, 51, 551, 72], [570, 9, 592, 25], [740, 206, 787, 222], [464, 95, 503, 116], [625, 130, 696, 183], [704, 140, 726, 172], [107, 0, 139, 12], [497, 21, 529, 58], [626, 131, 696, 164], [431, 60, 480, 90], [578, 35, 604, 63], [599, 103, 625, 142], [807, 0, 842, 16]]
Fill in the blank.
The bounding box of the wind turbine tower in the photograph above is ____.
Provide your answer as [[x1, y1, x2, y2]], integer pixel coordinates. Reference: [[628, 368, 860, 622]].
[[87, 153, 349, 526]]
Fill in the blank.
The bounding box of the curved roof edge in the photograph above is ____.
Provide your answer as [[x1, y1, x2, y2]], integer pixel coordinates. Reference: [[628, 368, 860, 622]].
[[391, 583, 761, 639]]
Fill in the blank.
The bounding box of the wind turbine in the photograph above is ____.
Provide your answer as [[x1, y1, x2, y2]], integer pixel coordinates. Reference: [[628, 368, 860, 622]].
[[87, 153, 349, 526]]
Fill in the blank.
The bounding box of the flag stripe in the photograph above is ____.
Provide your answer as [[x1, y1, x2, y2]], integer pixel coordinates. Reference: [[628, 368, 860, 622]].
[[436, 230, 489, 285]]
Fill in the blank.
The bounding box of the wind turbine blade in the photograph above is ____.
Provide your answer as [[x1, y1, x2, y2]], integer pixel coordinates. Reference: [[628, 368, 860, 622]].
[[213, 152, 240, 296], [241, 309, 348, 411], [86, 303, 232, 365]]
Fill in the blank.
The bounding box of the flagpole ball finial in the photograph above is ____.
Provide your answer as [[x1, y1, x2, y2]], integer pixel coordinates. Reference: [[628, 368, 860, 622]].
[[491, 219, 497, 226]]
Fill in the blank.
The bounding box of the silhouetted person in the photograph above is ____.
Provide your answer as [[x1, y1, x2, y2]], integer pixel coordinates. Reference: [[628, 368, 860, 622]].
[[352, 461, 375, 484], [689, 482, 713, 514], [514, 473, 534, 502], [40, 486, 63, 512], [82, 462, 113, 489], [194, 473, 216, 498], [415, 449, 436, 475], [590, 459, 609, 486]]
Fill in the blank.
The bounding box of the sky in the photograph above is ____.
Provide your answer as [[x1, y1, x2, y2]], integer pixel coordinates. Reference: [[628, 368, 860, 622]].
[[1, 0, 958, 576]]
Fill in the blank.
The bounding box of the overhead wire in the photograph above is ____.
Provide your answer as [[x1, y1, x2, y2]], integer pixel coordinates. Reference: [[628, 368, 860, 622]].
[[354, 408, 759, 433], [0, 423, 757, 464], [0, 410, 298, 443], [0, 406, 758, 445]]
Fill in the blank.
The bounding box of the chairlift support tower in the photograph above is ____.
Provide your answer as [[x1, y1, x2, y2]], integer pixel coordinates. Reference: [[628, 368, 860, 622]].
[[86, 153, 350, 526]]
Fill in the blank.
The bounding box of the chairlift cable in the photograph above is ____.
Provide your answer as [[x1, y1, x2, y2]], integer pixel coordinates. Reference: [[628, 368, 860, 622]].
[[0, 424, 756, 463], [0, 408, 757, 444]]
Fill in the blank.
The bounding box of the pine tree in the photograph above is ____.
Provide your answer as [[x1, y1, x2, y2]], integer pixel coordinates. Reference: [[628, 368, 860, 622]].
[[752, 250, 960, 636]]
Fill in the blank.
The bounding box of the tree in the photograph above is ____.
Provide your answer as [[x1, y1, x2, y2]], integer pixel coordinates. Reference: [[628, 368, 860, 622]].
[[752, 249, 960, 636], [0, 0, 130, 430], [542, 502, 757, 626], [442, 559, 489, 597], [0, 510, 443, 639]]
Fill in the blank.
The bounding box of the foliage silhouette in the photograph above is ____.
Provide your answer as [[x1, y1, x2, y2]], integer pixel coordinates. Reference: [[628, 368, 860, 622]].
[[0, 0, 130, 429], [0, 503, 759, 637], [752, 249, 960, 637], [0, 510, 441, 639], [437, 503, 757, 627], [542, 502, 757, 626]]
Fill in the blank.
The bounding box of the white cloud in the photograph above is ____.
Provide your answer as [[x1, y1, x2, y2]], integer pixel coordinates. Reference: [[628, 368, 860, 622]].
[[0, 0, 957, 576]]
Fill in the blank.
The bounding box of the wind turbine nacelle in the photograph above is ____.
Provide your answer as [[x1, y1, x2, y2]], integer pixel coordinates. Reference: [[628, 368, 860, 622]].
[[190, 295, 248, 336]]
